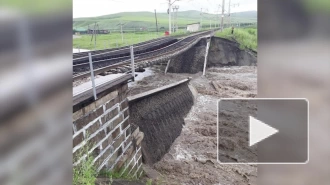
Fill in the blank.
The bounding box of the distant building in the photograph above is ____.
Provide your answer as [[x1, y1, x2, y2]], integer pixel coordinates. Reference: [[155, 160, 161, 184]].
[[74, 27, 88, 35], [186, 23, 200, 32], [88, 29, 110, 34]]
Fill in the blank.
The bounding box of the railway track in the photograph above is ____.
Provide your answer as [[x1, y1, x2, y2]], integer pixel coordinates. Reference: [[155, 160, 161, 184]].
[[73, 36, 172, 59], [73, 37, 177, 65], [73, 30, 214, 81], [73, 29, 211, 59]]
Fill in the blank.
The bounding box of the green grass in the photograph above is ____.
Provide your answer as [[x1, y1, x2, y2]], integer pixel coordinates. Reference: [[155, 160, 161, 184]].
[[99, 167, 138, 181], [145, 179, 153, 185], [73, 10, 257, 31], [73, 32, 164, 50], [73, 30, 192, 50], [73, 144, 97, 185], [215, 27, 257, 51], [1, 0, 70, 14], [72, 140, 139, 185], [169, 29, 190, 37]]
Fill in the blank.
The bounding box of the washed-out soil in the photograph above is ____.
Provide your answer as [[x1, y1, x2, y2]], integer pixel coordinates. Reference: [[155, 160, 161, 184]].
[[127, 64, 257, 185]]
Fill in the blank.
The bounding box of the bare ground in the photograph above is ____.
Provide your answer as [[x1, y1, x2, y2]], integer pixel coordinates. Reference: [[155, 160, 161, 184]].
[[128, 65, 257, 185]]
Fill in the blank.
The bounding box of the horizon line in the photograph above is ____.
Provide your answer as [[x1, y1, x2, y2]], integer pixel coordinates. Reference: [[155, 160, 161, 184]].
[[73, 9, 257, 19]]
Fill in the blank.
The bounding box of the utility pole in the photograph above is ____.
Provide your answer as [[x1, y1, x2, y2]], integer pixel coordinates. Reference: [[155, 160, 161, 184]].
[[200, 8, 203, 30], [172, 7, 175, 33], [117, 23, 125, 43], [214, 17, 216, 28], [90, 22, 98, 50], [172, 5, 179, 33], [221, 0, 225, 31], [200, 8, 209, 30], [228, 0, 239, 27], [96, 23, 99, 49], [176, 6, 179, 32], [168, 0, 172, 34], [168, 0, 179, 34], [154, 9, 159, 34], [228, 0, 231, 27], [93, 23, 96, 50], [120, 24, 123, 43]]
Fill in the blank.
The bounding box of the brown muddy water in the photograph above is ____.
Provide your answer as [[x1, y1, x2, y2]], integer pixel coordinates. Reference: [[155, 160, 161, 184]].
[[128, 65, 257, 185]]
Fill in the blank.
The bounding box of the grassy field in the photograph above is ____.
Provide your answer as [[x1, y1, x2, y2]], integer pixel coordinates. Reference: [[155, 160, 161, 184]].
[[215, 26, 257, 51], [73, 31, 172, 50], [73, 10, 257, 31], [73, 27, 220, 50], [74, 26, 258, 51], [73, 10, 257, 50]]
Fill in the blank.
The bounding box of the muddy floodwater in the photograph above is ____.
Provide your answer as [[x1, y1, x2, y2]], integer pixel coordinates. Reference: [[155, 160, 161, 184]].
[[128, 65, 257, 185], [128, 68, 154, 87]]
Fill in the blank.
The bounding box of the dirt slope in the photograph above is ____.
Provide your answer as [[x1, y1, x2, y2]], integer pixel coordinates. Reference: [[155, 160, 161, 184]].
[[128, 65, 257, 185]]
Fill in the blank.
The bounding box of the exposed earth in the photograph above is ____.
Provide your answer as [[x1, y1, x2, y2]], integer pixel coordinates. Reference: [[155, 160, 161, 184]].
[[127, 64, 257, 185]]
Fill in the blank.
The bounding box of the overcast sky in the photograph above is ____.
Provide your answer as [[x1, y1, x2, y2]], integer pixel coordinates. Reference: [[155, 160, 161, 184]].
[[73, 0, 257, 18]]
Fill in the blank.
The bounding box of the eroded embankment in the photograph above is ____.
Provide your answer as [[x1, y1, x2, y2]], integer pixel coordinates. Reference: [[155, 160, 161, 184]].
[[128, 80, 195, 165], [167, 38, 208, 73], [122, 36, 258, 184], [126, 66, 257, 184], [208, 37, 257, 67], [167, 37, 257, 73]]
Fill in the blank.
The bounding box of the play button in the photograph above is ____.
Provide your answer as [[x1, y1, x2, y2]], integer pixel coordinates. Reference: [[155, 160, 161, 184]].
[[249, 116, 278, 147], [217, 98, 309, 164]]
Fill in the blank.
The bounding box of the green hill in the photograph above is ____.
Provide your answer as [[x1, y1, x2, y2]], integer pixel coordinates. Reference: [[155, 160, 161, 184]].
[[73, 10, 257, 31]]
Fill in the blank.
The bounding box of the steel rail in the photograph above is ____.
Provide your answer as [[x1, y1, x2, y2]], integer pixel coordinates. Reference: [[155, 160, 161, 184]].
[[73, 29, 212, 60], [73, 36, 174, 61], [73, 36, 169, 58], [73, 31, 213, 81], [73, 30, 211, 71], [73, 39, 177, 66], [72, 33, 196, 73]]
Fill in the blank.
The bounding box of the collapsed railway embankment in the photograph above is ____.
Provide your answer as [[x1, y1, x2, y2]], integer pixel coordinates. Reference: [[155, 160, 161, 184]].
[[167, 37, 257, 73], [72, 34, 258, 184], [124, 35, 258, 165]]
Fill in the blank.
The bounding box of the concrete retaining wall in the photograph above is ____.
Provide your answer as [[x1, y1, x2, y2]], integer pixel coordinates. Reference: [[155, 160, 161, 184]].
[[128, 79, 194, 164], [73, 79, 144, 178]]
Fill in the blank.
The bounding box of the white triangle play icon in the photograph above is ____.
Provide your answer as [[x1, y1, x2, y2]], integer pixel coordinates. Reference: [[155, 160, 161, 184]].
[[249, 116, 279, 147]]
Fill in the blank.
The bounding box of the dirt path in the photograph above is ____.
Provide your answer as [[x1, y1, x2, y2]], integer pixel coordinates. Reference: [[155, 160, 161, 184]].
[[128, 65, 257, 185]]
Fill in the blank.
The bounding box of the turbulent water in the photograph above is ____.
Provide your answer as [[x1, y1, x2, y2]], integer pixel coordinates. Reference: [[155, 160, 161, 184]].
[[127, 65, 257, 185]]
